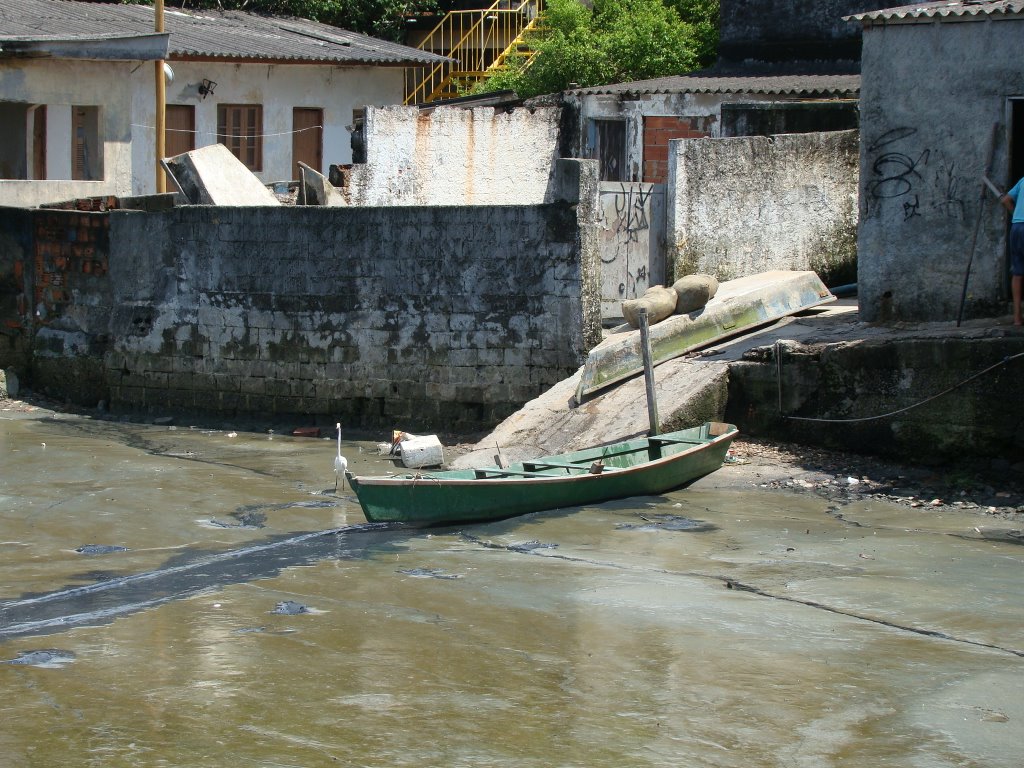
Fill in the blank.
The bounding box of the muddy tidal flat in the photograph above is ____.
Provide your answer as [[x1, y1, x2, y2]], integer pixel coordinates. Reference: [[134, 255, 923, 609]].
[[1, 397, 1022, 767]]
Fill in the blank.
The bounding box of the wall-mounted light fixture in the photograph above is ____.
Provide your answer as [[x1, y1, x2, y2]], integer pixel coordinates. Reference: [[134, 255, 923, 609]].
[[198, 79, 217, 99]]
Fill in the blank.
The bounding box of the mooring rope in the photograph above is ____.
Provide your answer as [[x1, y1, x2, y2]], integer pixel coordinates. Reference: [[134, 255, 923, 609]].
[[775, 341, 1024, 424]]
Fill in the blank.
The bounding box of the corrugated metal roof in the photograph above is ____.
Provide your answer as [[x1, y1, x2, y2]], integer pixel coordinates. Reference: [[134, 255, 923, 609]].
[[0, 0, 447, 65], [849, 0, 1024, 24], [570, 73, 860, 98]]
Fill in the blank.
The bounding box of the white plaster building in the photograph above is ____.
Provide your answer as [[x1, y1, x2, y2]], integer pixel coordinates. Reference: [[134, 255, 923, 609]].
[[0, 0, 445, 207]]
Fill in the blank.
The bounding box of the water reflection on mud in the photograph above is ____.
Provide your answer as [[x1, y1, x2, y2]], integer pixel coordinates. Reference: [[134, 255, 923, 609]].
[[1, 408, 1022, 766]]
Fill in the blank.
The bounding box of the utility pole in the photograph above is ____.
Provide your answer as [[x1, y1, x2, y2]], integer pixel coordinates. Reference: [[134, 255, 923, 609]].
[[155, 0, 166, 194]]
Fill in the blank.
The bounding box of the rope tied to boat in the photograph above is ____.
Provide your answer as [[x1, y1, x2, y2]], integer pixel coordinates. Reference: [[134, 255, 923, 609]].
[[775, 341, 1024, 424]]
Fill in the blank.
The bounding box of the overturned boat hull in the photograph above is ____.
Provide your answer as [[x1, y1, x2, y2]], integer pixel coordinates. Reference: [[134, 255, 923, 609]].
[[576, 270, 834, 401]]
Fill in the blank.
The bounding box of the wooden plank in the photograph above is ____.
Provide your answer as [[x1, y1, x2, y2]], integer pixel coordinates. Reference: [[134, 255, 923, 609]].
[[473, 468, 563, 479]]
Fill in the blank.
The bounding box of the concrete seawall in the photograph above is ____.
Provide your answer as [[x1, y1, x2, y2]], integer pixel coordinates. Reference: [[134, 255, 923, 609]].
[[455, 303, 1024, 467], [0, 159, 603, 432]]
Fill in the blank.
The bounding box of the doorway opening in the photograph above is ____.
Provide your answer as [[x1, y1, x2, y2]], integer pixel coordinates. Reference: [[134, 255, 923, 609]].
[[1005, 99, 1024, 304]]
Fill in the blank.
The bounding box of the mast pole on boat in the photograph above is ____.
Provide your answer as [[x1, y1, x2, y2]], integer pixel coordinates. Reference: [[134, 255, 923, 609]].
[[638, 308, 660, 436]]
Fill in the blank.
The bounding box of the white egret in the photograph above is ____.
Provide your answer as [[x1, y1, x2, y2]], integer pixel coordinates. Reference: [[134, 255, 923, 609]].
[[334, 422, 348, 491]]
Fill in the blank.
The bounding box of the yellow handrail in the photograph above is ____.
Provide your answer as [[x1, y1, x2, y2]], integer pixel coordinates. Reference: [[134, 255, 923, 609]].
[[405, 0, 544, 105]]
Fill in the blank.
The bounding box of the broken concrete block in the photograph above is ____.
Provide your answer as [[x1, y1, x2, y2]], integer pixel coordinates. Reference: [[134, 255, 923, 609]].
[[622, 285, 678, 329], [298, 162, 347, 207], [163, 144, 280, 206], [672, 274, 719, 314]]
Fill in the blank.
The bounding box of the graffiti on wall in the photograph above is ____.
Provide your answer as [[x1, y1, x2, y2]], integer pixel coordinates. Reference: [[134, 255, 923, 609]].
[[597, 182, 666, 320], [865, 127, 966, 222], [610, 184, 653, 244]]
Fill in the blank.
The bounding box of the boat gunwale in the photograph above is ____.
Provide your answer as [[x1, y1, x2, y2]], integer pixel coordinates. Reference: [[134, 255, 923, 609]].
[[347, 427, 738, 488]]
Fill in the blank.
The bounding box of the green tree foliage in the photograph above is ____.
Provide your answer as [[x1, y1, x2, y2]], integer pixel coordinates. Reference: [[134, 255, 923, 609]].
[[479, 0, 718, 99]]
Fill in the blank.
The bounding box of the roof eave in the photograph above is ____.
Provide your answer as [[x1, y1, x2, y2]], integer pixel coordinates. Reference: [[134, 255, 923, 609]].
[[0, 32, 169, 61]]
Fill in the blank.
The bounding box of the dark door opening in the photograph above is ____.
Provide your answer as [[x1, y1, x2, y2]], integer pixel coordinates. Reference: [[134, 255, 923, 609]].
[[1009, 99, 1024, 189], [1005, 99, 1024, 303]]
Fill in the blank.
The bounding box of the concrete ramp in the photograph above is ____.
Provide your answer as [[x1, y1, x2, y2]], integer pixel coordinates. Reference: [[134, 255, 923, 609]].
[[451, 357, 731, 469], [163, 144, 280, 206]]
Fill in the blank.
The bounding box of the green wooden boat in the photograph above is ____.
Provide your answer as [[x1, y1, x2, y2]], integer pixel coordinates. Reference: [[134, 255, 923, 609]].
[[346, 421, 738, 526]]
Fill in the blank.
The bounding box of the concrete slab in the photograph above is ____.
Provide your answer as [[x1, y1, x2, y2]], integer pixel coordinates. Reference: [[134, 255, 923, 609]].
[[298, 162, 347, 207], [163, 144, 280, 206]]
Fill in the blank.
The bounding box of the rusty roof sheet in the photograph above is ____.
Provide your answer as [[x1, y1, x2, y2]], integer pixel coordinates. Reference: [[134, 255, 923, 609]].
[[569, 73, 860, 98], [848, 0, 1024, 24], [0, 0, 447, 65]]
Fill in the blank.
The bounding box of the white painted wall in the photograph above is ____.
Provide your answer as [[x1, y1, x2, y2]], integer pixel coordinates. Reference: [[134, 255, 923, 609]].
[[668, 130, 859, 282], [130, 61, 403, 194], [349, 105, 562, 205], [0, 59, 134, 206]]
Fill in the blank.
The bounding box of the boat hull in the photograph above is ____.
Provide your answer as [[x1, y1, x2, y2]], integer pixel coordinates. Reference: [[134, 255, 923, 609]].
[[347, 422, 737, 526], [576, 270, 834, 401]]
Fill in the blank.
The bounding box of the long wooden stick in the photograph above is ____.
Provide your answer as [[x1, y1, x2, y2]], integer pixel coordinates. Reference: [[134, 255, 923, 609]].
[[957, 122, 999, 327], [638, 308, 660, 436]]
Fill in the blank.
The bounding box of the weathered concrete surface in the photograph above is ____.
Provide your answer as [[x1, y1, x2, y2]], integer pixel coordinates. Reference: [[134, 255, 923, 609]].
[[455, 300, 1024, 467], [452, 356, 730, 468], [349, 105, 563, 206], [669, 130, 859, 287], [298, 163, 346, 207], [856, 10, 1024, 322], [163, 144, 280, 206]]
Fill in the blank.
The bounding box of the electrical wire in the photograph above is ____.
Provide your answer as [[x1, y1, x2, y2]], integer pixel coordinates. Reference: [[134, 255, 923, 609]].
[[131, 123, 323, 138]]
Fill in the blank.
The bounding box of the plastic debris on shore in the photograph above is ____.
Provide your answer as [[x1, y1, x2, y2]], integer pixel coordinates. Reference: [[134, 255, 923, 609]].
[[379, 429, 444, 468]]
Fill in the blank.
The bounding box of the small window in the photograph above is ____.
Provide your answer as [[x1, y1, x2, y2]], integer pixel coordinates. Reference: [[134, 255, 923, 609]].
[[350, 107, 366, 164], [592, 119, 626, 182], [217, 104, 263, 171], [72, 105, 102, 181]]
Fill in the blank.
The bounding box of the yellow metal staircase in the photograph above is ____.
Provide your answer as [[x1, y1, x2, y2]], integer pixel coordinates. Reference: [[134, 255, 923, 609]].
[[404, 0, 545, 105]]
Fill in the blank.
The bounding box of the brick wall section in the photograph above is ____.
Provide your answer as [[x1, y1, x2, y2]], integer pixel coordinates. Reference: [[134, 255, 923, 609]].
[[32, 208, 111, 321], [643, 116, 711, 184]]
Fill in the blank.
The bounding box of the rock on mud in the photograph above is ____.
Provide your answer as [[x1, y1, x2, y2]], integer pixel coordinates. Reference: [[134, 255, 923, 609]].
[[74, 545, 128, 555]]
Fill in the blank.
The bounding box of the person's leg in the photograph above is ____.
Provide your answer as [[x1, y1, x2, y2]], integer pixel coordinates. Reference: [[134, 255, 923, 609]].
[[1014, 275, 1023, 326], [1012, 223, 1024, 326]]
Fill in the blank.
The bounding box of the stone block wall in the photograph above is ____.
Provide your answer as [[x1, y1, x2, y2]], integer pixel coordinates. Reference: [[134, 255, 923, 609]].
[[667, 130, 859, 287], [0, 160, 601, 431], [726, 336, 1024, 463]]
